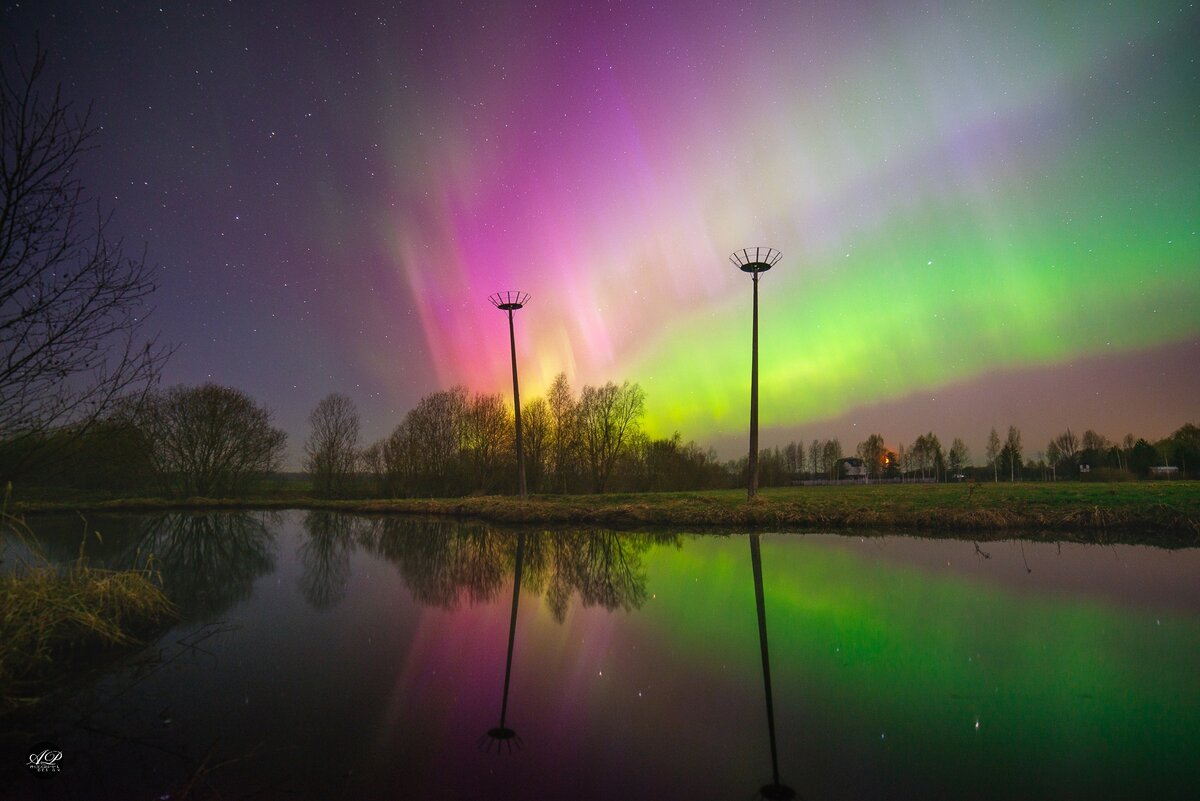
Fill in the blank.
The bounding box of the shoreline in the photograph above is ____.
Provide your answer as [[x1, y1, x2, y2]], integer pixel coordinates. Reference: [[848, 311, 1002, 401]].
[[7, 483, 1198, 541]]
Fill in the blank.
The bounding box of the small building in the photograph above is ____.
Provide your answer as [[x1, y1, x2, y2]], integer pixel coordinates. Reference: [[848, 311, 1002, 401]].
[[1149, 466, 1179, 479], [840, 457, 867, 480]]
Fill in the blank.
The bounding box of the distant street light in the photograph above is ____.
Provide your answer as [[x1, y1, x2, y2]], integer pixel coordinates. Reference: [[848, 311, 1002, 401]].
[[488, 291, 530, 498], [730, 248, 782, 500]]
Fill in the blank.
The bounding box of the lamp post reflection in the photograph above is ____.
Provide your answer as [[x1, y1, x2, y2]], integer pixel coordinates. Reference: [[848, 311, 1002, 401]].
[[750, 533, 797, 800], [482, 531, 527, 752]]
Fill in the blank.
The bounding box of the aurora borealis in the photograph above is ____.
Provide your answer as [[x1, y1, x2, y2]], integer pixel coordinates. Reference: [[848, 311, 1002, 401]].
[[8, 1, 1198, 455]]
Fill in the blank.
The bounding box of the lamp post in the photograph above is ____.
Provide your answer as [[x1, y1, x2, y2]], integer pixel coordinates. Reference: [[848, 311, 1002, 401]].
[[730, 248, 782, 500], [488, 291, 530, 498]]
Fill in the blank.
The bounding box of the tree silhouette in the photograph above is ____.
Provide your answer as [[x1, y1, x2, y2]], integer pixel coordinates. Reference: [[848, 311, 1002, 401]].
[[0, 46, 168, 471], [133, 383, 287, 496], [578, 381, 645, 492], [303, 393, 360, 497]]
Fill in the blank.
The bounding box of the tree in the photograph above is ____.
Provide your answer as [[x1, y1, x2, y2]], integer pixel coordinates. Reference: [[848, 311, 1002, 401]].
[[1004, 425, 1023, 482], [521, 397, 550, 493], [881, 449, 898, 478], [948, 438, 969, 478], [135, 384, 287, 496], [359, 439, 388, 496], [1165, 423, 1199, 477], [634, 434, 724, 491], [402, 387, 468, 496], [546, 372, 579, 493], [1127, 438, 1159, 476], [856, 433, 886, 479], [808, 439, 820, 480], [986, 428, 1001, 482], [0, 47, 168, 473], [821, 438, 843, 480], [1080, 429, 1110, 469], [1080, 429, 1109, 455], [460, 392, 511, 492], [1046, 439, 1061, 481], [578, 381, 645, 492], [910, 432, 943, 481], [1052, 428, 1080, 471], [784, 441, 800, 475], [303, 393, 360, 497]]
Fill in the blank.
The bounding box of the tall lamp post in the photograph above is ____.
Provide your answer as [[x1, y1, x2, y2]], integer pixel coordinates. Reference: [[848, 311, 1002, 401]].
[[489, 291, 530, 498], [730, 248, 782, 500]]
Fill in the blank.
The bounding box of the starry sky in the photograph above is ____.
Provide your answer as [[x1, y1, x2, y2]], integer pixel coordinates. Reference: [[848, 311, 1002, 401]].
[[6, 0, 1199, 463]]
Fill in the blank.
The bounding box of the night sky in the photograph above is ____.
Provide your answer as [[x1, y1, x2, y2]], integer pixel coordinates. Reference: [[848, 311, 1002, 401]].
[[6, 0, 1199, 463]]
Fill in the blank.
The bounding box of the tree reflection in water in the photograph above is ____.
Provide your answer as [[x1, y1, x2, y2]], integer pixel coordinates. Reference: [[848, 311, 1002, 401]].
[[365, 519, 510, 608], [127, 512, 277, 620], [351, 518, 672, 620], [524, 529, 657, 622], [298, 512, 360, 610]]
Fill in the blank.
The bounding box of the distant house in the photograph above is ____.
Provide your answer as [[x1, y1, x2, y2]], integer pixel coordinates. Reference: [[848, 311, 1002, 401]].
[[839, 457, 867, 481], [1149, 466, 1179, 479]]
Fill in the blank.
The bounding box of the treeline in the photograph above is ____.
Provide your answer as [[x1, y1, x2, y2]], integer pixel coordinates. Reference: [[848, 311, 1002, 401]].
[[2, 378, 1196, 498], [330, 374, 728, 497], [758, 423, 1199, 484], [0, 375, 727, 497], [0, 384, 288, 496]]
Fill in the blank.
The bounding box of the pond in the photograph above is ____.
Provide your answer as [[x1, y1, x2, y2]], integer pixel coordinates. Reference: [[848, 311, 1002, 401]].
[[2, 511, 1199, 799]]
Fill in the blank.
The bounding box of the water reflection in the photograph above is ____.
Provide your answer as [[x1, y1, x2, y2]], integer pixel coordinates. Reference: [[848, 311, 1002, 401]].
[[298, 512, 358, 609], [9, 513, 1200, 800], [749, 533, 798, 801], [482, 530, 526, 752], [527, 529, 655, 621], [133, 512, 277, 619], [23, 512, 279, 619], [326, 517, 669, 621], [22, 512, 668, 624], [369, 519, 510, 607]]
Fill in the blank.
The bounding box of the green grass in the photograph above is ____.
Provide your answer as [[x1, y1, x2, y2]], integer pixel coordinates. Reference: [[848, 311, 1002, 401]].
[[8, 481, 1200, 539]]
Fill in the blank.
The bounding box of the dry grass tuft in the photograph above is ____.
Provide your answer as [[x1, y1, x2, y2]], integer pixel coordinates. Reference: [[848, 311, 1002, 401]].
[[1, 492, 175, 715]]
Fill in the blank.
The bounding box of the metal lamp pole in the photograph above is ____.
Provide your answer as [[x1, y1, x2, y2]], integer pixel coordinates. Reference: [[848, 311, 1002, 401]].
[[488, 291, 530, 499], [730, 248, 782, 500]]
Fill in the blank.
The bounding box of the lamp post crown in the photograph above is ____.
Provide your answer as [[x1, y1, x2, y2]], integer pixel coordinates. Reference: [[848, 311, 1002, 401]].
[[730, 247, 782, 274], [488, 291, 530, 311]]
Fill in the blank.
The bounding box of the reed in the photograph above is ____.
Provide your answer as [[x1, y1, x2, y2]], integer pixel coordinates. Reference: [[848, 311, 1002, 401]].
[[0, 488, 175, 715]]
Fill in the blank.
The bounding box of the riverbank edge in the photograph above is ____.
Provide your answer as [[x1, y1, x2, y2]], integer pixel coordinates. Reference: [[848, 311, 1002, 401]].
[[0, 565, 176, 717], [8, 491, 1199, 540]]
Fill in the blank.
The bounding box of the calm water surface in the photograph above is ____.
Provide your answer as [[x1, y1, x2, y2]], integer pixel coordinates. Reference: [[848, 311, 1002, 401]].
[[3, 511, 1198, 800]]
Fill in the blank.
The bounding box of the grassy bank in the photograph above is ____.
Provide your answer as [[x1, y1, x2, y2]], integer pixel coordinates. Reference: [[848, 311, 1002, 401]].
[[0, 510, 176, 716], [8, 482, 1199, 537]]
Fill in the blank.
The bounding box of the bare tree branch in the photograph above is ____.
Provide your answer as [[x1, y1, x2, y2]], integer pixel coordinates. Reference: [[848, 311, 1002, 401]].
[[1, 44, 170, 471]]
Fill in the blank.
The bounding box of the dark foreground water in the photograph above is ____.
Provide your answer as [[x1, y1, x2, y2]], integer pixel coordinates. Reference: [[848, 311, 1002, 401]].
[[2, 511, 1199, 800]]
